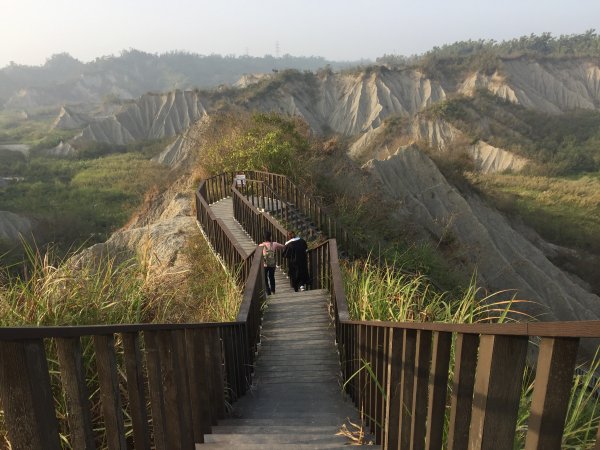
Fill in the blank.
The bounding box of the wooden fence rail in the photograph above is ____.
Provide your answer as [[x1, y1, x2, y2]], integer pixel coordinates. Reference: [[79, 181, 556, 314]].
[[0, 323, 243, 450], [1, 171, 599, 450], [246, 170, 358, 256], [310, 237, 600, 450]]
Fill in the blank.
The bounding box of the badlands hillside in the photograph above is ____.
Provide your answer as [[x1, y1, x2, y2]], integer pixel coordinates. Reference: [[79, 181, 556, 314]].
[[57, 57, 600, 151], [2, 41, 600, 324]]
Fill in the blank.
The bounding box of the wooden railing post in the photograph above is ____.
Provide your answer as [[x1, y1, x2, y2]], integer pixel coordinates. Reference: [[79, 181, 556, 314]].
[[400, 329, 417, 450], [122, 332, 151, 450], [0, 339, 61, 450], [185, 328, 213, 441], [448, 333, 479, 450], [56, 337, 96, 450], [375, 326, 387, 444], [144, 330, 167, 449], [94, 334, 127, 450], [410, 330, 432, 450], [425, 331, 452, 450], [524, 337, 580, 450], [468, 334, 528, 450], [384, 327, 403, 449]]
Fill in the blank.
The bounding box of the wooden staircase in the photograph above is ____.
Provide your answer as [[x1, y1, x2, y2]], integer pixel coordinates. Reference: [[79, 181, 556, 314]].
[[206, 197, 376, 448]]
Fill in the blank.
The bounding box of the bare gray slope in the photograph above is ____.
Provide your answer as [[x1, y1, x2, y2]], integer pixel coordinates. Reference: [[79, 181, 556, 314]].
[[52, 106, 93, 130], [349, 116, 529, 174], [366, 146, 600, 322], [73, 90, 208, 145], [247, 69, 447, 136], [247, 59, 600, 135], [65, 58, 600, 149], [460, 59, 600, 113]]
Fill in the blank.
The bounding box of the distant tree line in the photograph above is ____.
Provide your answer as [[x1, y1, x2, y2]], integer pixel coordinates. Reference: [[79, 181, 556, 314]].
[[0, 49, 357, 104], [377, 30, 600, 78]]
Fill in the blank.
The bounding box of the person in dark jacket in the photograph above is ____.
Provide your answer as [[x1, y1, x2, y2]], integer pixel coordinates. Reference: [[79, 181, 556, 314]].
[[282, 231, 309, 292]]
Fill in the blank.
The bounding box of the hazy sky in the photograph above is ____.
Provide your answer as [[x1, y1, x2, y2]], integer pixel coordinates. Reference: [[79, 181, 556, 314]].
[[2, 0, 599, 67]]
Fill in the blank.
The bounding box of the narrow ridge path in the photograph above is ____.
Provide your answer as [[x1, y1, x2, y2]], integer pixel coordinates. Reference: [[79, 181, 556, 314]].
[[204, 198, 374, 449]]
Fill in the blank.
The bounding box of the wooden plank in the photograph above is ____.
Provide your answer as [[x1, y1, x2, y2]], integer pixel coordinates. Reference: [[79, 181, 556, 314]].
[[383, 327, 403, 450], [375, 326, 386, 444], [144, 331, 166, 450], [468, 334, 528, 450], [0, 321, 230, 340], [524, 337, 579, 450], [93, 334, 127, 450], [208, 328, 226, 421], [172, 330, 194, 449], [56, 337, 96, 450], [185, 329, 211, 441], [399, 329, 417, 450], [358, 324, 367, 424], [347, 324, 356, 403], [156, 330, 183, 450], [368, 325, 375, 433], [425, 332, 451, 450], [233, 326, 246, 396], [122, 333, 151, 450], [0, 339, 61, 450], [447, 333, 479, 450], [410, 330, 432, 450], [238, 324, 251, 393], [221, 327, 238, 403]]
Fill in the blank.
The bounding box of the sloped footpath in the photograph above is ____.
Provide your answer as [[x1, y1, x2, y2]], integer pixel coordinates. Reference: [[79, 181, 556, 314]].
[[205, 197, 376, 449]]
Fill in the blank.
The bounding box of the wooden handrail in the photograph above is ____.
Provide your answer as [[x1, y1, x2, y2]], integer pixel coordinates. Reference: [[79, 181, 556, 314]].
[[1, 170, 599, 450], [341, 319, 600, 337], [244, 171, 600, 449], [247, 170, 358, 255]]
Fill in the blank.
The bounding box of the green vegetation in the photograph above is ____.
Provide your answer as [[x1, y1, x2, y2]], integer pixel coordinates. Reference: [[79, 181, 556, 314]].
[[1, 49, 348, 97], [0, 245, 169, 326], [202, 111, 312, 179], [427, 92, 600, 175], [344, 256, 599, 449], [467, 172, 600, 293], [378, 30, 600, 79], [0, 151, 169, 253], [344, 257, 528, 323], [185, 233, 242, 322], [0, 238, 237, 447], [468, 173, 600, 252], [0, 111, 76, 147], [0, 235, 238, 326]]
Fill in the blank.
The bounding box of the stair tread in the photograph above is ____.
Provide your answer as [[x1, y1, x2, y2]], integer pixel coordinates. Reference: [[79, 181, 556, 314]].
[[206, 196, 369, 449]]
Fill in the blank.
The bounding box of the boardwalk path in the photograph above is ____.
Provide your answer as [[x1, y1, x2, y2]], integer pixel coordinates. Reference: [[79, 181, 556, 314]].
[[203, 198, 372, 449]]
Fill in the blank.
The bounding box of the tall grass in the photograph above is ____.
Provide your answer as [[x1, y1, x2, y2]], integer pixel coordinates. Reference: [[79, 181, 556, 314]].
[[514, 353, 600, 449], [344, 255, 599, 448], [184, 233, 242, 322], [0, 244, 163, 326], [343, 255, 530, 323], [0, 237, 242, 448], [468, 172, 600, 254]]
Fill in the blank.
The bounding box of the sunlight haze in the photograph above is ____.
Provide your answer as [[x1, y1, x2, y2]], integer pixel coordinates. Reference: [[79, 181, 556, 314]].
[[2, 0, 600, 66]]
